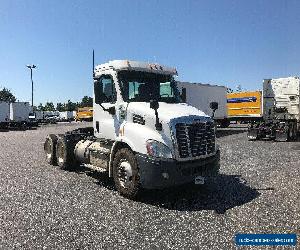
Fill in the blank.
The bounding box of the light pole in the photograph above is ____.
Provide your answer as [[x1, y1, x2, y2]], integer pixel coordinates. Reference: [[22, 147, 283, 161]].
[[26, 64, 37, 107]]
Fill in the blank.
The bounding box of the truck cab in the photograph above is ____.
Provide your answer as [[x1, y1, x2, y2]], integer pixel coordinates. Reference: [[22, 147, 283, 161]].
[[44, 60, 220, 198], [248, 77, 300, 141]]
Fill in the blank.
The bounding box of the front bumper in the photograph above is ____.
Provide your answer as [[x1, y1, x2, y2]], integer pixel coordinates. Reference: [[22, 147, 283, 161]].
[[136, 150, 220, 189]]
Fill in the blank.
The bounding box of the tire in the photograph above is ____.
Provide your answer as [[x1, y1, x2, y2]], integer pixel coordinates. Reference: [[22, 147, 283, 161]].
[[44, 134, 58, 165], [56, 136, 78, 170], [220, 119, 230, 128], [21, 122, 28, 131], [113, 148, 141, 199], [247, 128, 258, 140], [288, 127, 294, 141], [275, 127, 288, 142]]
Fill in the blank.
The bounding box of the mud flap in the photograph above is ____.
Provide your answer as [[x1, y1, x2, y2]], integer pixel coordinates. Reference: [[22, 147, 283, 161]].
[[247, 128, 259, 140]]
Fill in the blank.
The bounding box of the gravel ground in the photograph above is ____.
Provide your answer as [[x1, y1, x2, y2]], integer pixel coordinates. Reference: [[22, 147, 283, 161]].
[[0, 122, 299, 249]]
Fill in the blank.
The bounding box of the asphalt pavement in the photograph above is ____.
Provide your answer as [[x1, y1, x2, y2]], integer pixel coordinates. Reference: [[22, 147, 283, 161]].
[[0, 123, 299, 249]]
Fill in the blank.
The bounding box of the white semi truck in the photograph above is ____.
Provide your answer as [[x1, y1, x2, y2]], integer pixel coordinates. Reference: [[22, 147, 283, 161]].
[[177, 81, 229, 127], [44, 60, 220, 198], [248, 76, 300, 141]]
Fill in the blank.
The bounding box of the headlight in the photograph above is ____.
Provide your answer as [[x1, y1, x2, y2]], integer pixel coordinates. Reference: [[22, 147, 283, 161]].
[[146, 140, 173, 159]]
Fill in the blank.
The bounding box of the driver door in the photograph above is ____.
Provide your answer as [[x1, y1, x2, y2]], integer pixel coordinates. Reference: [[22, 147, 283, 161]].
[[93, 74, 120, 140]]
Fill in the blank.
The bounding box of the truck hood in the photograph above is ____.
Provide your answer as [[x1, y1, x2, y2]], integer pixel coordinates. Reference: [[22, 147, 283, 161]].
[[127, 102, 209, 123]]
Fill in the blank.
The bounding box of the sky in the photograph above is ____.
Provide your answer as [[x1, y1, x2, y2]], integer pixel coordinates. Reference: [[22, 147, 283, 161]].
[[0, 0, 300, 106]]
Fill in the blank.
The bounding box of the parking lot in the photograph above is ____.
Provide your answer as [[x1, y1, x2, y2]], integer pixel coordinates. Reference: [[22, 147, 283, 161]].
[[0, 122, 299, 249]]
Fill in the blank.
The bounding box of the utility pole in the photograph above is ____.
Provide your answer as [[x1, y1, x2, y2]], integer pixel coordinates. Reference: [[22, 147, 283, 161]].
[[26, 64, 37, 107]]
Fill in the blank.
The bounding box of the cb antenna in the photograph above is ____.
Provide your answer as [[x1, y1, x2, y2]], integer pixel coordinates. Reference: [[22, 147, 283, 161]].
[[92, 49, 95, 78]]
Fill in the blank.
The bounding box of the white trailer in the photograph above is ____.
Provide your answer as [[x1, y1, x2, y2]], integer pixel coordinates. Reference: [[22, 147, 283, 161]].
[[59, 111, 74, 122], [9, 102, 31, 129], [248, 76, 300, 141], [33, 111, 44, 121], [177, 81, 229, 127], [42, 111, 59, 123], [0, 102, 10, 129], [10, 102, 30, 122]]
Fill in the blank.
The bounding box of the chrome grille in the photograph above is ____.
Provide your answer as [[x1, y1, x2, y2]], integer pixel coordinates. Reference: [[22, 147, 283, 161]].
[[175, 121, 215, 158]]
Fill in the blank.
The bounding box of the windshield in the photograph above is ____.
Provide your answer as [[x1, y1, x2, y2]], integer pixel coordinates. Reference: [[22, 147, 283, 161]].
[[118, 71, 181, 103]]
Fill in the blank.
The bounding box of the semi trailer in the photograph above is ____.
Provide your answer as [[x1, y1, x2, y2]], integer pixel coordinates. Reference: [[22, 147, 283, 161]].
[[0, 102, 10, 129], [59, 111, 75, 122], [177, 82, 230, 127], [248, 76, 300, 141], [227, 91, 263, 123], [44, 60, 220, 198], [9, 102, 31, 129]]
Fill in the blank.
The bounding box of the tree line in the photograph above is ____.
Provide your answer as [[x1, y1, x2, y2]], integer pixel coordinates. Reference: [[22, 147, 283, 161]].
[[37, 96, 93, 111], [0, 87, 92, 111]]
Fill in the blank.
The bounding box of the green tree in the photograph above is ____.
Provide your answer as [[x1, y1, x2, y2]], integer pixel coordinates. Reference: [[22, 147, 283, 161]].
[[227, 88, 234, 93], [80, 96, 93, 107], [44, 102, 55, 111], [56, 102, 65, 112], [38, 103, 44, 111], [65, 100, 77, 111], [0, 87, 16, 102]]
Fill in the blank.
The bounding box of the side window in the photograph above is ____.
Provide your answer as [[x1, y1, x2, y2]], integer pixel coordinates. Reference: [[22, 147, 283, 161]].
[[94, 75, 117, 103], [128, 81, 143, 100], [160, 82, 174, 97]]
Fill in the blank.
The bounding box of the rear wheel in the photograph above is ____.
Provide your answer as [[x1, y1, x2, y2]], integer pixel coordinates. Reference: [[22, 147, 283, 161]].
[[220, 119, 230, 128], [56, 136, 78, 170], [247, 128, 259, 140], [44, 134, 58, 165], [275, 126, 288, 142], [288, 123, 297, 141], [113, 148, 141, 199]]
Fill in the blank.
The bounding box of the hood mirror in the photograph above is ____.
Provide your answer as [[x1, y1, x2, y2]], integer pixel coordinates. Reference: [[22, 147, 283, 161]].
[[150, 99, 159, 110], [150, 99, 162, 131], [210, 102, 219, 111]]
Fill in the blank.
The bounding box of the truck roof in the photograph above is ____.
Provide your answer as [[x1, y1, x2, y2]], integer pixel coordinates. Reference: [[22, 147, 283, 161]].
[[94, 60, 177, 76], [265, 76, 299, 81]]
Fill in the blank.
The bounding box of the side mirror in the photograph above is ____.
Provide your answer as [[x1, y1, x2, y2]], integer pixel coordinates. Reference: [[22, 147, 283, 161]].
[[150, 99, 159, 110], [181, 88, 187, 103], [150, 99, 162, 131], [210, 102, 219, 111], [107, 106, 116, 115]]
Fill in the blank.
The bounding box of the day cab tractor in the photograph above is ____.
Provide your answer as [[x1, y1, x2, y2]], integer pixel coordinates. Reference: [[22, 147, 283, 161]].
[[248, 77, 300, 141], [44, 60, 220, 198]]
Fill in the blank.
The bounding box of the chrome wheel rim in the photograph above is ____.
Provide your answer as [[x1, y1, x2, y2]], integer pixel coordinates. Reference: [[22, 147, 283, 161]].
[[118, 160, 133, 188]]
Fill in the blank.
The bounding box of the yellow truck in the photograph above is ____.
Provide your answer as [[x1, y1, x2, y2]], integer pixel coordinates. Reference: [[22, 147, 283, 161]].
[[75, 107, 93, 122], [227, 91, 262, 122]]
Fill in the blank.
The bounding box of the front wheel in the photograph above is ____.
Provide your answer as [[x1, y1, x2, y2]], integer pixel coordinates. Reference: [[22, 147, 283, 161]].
[[113, 148, 141, 199]]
